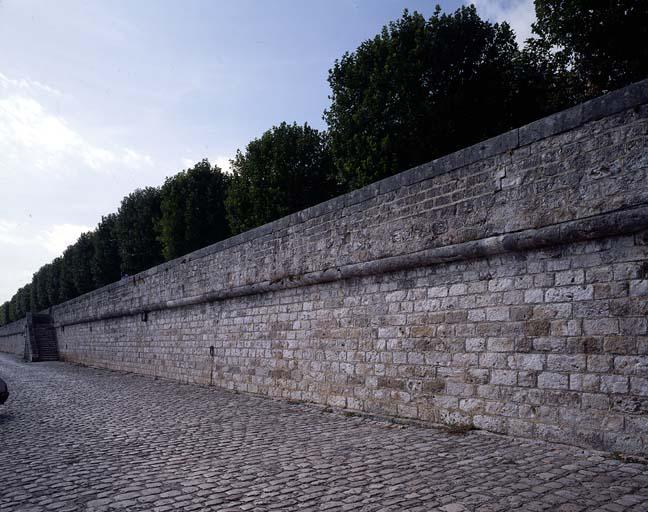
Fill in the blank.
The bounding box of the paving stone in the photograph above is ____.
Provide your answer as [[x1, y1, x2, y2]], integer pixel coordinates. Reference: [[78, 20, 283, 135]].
[[1, 353, 648, 512]]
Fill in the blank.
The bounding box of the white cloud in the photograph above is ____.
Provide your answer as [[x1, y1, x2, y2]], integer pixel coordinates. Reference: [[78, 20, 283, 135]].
[[123, 148, 154, 168], [39, 223, 92, 255], [0, 72, 63, 97], [0, 94, 153, 177], [0, 220, 24, 246], [0, 219, 90, 257], [180, 154, 233, 174], [470, 0, 536, 44], [0, 72, 158, 301], [0, 220, 91, 301], [180, 157, 195, 169], [212, 155, 233, 174]]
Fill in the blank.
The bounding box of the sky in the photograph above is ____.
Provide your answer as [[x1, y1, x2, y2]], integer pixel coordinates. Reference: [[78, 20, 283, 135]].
[[0, 0, 535, 302]]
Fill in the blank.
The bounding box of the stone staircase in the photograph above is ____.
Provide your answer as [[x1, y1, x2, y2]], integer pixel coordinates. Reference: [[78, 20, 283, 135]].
[[31, 314, 59, 362]]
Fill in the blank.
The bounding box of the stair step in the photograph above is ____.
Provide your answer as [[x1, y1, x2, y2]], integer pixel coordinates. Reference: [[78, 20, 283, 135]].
[[32, 317, 59, 361]]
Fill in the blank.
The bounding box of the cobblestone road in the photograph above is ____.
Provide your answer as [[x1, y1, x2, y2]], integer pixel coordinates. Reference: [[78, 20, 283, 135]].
[[1, 353, 647, 512]]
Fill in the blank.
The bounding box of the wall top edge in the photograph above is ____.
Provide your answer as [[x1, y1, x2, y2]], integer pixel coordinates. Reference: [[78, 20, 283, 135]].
[[0, 317, 25, 334], [29, 78, 648, 310]]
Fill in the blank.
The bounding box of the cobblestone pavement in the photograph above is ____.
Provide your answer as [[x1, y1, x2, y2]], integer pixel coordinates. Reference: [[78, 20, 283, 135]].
[[1, 354, 647, 512]]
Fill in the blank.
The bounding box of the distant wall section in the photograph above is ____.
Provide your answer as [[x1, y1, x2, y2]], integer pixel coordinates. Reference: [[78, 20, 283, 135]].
[[0, 320, 25, 357]]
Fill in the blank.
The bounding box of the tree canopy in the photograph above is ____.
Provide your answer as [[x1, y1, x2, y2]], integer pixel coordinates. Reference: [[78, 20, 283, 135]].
[[92, 214, 121, 288], [115, 187, 164, 276], [532, 0, 648, 96], [226, 122, 338, 234], [68, 232, 96, 297], [158, 159, 230, 260], [325, 6, 532, 190]]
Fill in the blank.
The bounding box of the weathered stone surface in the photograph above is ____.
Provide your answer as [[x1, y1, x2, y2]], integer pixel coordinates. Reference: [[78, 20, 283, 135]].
[[1, 80, 648, 456], [0, 321, 25, 357], [2, 354, 648, 512]]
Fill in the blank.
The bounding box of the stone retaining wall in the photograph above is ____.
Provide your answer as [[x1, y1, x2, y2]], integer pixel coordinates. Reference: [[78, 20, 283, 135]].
[[0, 319, 25, 357], [2, 80, 647, 456]]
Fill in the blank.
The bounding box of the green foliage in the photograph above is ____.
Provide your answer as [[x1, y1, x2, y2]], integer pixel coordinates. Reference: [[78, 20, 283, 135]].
[[325, 6, 557, 190], [20, 285, 32, 316], [47, 258, 62, 308], [58, 250, 78, 303], [0, 302, 8, 325], [30, 264, 52, 312], [514, 38, 581, 119], [92, 214, 121, 288], [158, 159, 230, 260], [8, 284, 32, 321], [115, 187, 164, 275], [37, 264, 52, 311], [7, 300, 15, 324], [532, 0, 648, 96], [226, 122, 337, 234], [68, 232, 96, 296]]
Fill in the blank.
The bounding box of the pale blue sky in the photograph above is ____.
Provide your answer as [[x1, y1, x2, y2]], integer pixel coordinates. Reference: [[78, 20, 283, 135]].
[[0, 0, 534, 301]]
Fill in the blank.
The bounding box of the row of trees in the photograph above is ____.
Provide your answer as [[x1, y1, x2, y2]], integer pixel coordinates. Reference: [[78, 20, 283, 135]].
[[2, 1, 647, 326]]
